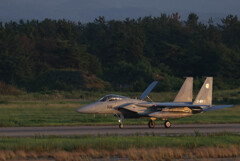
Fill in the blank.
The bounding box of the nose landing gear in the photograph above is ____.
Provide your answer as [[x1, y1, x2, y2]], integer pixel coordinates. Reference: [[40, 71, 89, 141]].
[[119, 123, 124, 129], [114, 114, 124, 129]]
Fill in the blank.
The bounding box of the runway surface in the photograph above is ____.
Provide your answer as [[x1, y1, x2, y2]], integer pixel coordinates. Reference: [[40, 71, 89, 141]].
[[0, 124, 239, 137]]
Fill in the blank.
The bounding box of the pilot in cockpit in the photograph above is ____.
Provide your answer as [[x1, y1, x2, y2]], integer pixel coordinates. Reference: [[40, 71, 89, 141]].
[[99, 95, 126, 102]]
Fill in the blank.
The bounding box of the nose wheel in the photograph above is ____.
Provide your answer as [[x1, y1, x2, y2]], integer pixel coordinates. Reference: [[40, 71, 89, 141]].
[[114, 114, 124, 129], [148, 120, 155, 128], [119, 123, 124, 129], [164, 120, 171, 128]]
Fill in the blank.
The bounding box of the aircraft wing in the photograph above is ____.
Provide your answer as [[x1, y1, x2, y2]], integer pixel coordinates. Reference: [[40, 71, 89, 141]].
[[139, 81, 158, 100], [117, 103, 139, 113], [117, 103, 153, 115], [202, 105, 233, 112], [136, 102, 195, 108], [136, 102, 233, 111]]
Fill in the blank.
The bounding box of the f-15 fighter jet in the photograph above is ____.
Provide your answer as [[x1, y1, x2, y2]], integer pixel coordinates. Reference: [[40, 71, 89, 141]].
[[76, 77, 232, 128]]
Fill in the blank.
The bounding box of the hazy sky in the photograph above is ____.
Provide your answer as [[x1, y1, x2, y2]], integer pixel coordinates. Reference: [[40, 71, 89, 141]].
[[0, 0, 240, 23]]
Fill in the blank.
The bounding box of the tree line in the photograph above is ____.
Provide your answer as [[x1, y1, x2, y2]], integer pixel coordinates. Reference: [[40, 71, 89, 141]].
[[0, 13, 239, 92]]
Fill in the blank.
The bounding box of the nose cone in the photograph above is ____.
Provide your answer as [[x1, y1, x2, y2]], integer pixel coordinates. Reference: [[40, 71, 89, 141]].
[[76, 106, 89, 113], [76, 102, 98, 114]]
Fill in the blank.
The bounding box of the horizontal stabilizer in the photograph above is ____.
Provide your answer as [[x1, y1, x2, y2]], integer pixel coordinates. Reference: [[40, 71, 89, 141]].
[[203, 105, 233, 112], [140, 81, 158, 100]]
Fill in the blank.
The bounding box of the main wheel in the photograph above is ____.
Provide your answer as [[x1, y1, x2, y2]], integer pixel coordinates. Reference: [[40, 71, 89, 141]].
[[148, 120, 155, 128], [119, 123, 124, 129], [164, 120, 171, 128]]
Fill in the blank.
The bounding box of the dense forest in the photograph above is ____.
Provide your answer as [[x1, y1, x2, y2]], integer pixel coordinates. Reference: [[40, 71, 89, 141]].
[[0, 13, 239, 93]]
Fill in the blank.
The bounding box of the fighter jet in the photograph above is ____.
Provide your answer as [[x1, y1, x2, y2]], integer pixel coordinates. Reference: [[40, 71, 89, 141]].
[[76, 77, 232, 129]]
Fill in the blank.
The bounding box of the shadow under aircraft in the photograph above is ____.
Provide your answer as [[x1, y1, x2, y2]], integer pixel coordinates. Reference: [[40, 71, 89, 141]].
[[76, 77, 233, 129]]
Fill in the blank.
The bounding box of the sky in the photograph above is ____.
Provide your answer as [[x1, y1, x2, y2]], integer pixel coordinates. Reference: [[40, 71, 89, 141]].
[[0, 0, 240, 23]]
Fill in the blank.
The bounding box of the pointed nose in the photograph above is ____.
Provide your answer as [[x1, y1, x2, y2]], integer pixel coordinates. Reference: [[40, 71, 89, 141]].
[[76, 102, 98, 114], [76, 105, 89, 113]]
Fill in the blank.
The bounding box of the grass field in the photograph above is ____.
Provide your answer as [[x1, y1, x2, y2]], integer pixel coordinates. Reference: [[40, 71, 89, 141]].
[[0, 90, 239, 160], [0, 87, 240, 103], [1, 133, 239, 151], [0, 101, 239, 127], [0, 133, 239, 160], [0, 88, 239, 127]]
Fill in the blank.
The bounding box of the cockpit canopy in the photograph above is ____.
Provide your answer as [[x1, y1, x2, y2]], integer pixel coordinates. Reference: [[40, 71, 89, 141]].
[[99, 94, 126, 102]]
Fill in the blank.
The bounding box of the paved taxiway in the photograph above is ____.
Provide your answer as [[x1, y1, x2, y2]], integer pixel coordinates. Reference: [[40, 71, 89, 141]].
[[0, 124, 239, 137]]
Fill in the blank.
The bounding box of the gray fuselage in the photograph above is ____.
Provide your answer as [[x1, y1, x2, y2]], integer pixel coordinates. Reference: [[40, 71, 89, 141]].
[[76, 94, 195, 119]]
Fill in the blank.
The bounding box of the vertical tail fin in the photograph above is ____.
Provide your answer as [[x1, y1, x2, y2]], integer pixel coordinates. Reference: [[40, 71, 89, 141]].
[[174, 77, 193, 102], [193, 77, 213, 105]]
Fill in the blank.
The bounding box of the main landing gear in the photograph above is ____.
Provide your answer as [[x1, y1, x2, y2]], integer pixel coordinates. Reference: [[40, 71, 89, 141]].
[[164, 120, 171, 128], [148, 119, 171, 128], [148, 120, 155, 128]]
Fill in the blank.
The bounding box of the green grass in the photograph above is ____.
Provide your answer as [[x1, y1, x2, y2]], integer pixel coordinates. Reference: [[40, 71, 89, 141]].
[[0, 101, 239, 127], [0, 88, 239, 127], [0, 133, 239, 151], [0, 87, 240, 103], [0, 134, 239, 160]]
